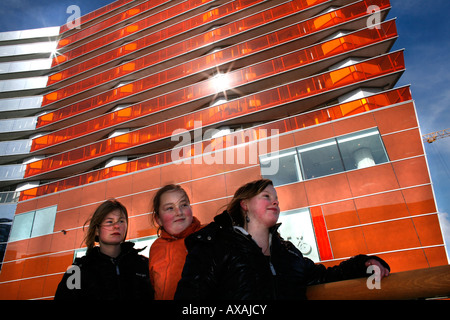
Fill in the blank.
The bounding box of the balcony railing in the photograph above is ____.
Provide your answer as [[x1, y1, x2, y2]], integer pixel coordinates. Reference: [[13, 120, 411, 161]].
[[306, 265, 450, 300], [51, 0, 266, 69], [32, 20, 398, 151], [0, 191, 20, 204], [58, 0, 134, 35], [45, 0, 387, 91], [19, 86, 412, 200], [45, 2, 396, 109], [57, 0, 170, 48], [24, 51, 405, 178], [41, 0, 390, 123]]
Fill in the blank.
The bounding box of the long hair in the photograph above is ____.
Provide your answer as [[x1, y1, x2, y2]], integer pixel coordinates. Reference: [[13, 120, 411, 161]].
[[83, 199, 128, 251], [227, 179, 274, 227], [150, 184, 190, 235]]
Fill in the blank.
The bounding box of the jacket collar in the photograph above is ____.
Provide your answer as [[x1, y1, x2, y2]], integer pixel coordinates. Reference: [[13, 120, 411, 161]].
[[87, 241, 137, 260], [214, 210, 234, 228], [216, 210, 282, 235]]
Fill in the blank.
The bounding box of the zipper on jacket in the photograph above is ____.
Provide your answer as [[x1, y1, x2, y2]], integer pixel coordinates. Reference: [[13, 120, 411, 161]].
[[111, 258, 120, 275]]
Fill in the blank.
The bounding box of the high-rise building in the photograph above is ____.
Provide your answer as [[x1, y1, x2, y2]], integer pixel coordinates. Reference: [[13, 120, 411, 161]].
[[0, 0, 447, 300]]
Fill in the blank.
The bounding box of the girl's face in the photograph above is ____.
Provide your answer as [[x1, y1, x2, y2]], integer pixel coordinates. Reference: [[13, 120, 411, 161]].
[[157, 190, 193, 236], [96, 209, 127, 245], [241, 184, 280, 228]]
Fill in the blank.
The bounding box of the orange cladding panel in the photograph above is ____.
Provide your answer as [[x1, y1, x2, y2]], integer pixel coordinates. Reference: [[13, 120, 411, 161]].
[[402, 185, 437, 215], [322, 200, 359, 230], [373, 102, 418, 134], [362, 219, 421, 253], [392, 156, 431, 188], [277, 182, 309, 212], [382, 129, 424, 161], [353, 191, 410, 224], [304, 173, 352, 206], [412, 214, 445, 246], [328, 227, 368, 259], [346, 164, 400, 197]]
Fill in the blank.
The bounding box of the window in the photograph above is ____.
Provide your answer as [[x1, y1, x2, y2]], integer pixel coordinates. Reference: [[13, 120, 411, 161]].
[[8, 211, 34, 242], [30, 206, 57, 237], [278, 208, 320, 262], [9, 206, 57, 242], [260, 149, 301, 186], [337, 128, 389, 170], [297, 139, 344, 179], [1, 203, 18, 270], [260, 128, 389, 186]]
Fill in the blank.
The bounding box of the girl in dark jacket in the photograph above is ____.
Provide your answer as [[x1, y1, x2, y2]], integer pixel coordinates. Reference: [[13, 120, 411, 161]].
[[54, 199, 154, 300], [175, 179, 390, 300]]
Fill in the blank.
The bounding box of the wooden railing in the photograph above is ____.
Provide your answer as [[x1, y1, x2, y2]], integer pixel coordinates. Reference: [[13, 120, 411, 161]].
[[307, 265, 450, 300]]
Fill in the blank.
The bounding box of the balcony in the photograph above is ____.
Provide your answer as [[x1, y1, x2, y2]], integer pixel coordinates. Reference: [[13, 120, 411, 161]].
[[0, 191, 20, 204], [58, 0, 135, 35], [38, 0, 392, 129], [0, 96, 43, 118], [306, 265, 450, 300], [23, 51, 405, 180], [50, 0, 267, 69], [57, 0, 170, 49], [0, 117, 36, 140], [0, 139, 32, 164], [19, 86, 412, 200], [31, 20, 398, 153], [0, 164, 26, 186], [44, 0, 378, 94]]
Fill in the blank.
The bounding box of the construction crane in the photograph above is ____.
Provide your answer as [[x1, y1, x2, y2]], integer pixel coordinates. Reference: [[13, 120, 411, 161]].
[[422, 128, 450, 143]]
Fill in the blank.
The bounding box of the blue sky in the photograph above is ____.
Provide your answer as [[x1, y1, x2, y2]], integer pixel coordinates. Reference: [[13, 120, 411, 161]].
[[388, 0, 450, 257], [0, 0, 449, 257]]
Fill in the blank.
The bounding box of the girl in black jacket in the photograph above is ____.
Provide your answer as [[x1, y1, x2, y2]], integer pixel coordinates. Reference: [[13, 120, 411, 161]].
[[175, 179, 390, 300], [54, 199, 154, 300]]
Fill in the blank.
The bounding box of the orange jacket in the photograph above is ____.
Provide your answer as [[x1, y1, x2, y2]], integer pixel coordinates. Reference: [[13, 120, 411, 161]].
[[149, 217, 202, 300]]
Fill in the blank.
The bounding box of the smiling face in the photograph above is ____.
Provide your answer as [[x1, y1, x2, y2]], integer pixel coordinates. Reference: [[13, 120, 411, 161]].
[[96, 209, 128, 246], [157, 190, 193, 236], [241, 184, 280, 229]]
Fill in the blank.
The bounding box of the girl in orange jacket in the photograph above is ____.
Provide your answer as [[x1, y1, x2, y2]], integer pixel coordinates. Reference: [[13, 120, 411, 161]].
[[148, 184, 203, 300]]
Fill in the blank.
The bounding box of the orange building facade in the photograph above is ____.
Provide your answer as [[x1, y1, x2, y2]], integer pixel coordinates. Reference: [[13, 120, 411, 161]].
[[0, 0, 447, 299]]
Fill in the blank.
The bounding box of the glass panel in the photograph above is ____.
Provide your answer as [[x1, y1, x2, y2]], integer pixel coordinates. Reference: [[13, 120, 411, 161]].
[[0, 42, 57, 58], [298, 139, 344, 179], [278, 208, 320, 262], [48, 0, 376, 87], [59, 0, 134, 34], [337, 128, 389, 170], [0, 164, 26, 180], [260, 149, 302, 186], [0, 59, 51, 74], [0, 139, 32, 156], [21, 87, 412, 200], [27, 48, 405, 176], [30, 206, 57, 237], [0, 203, 16, 270], [0, 117, 36, 133], [59, 0, 165, 47], [0, 203, 16, 226], [53, 0, 265, 66], [0, 96, 43, 112], [9, 211, 34, 242]]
